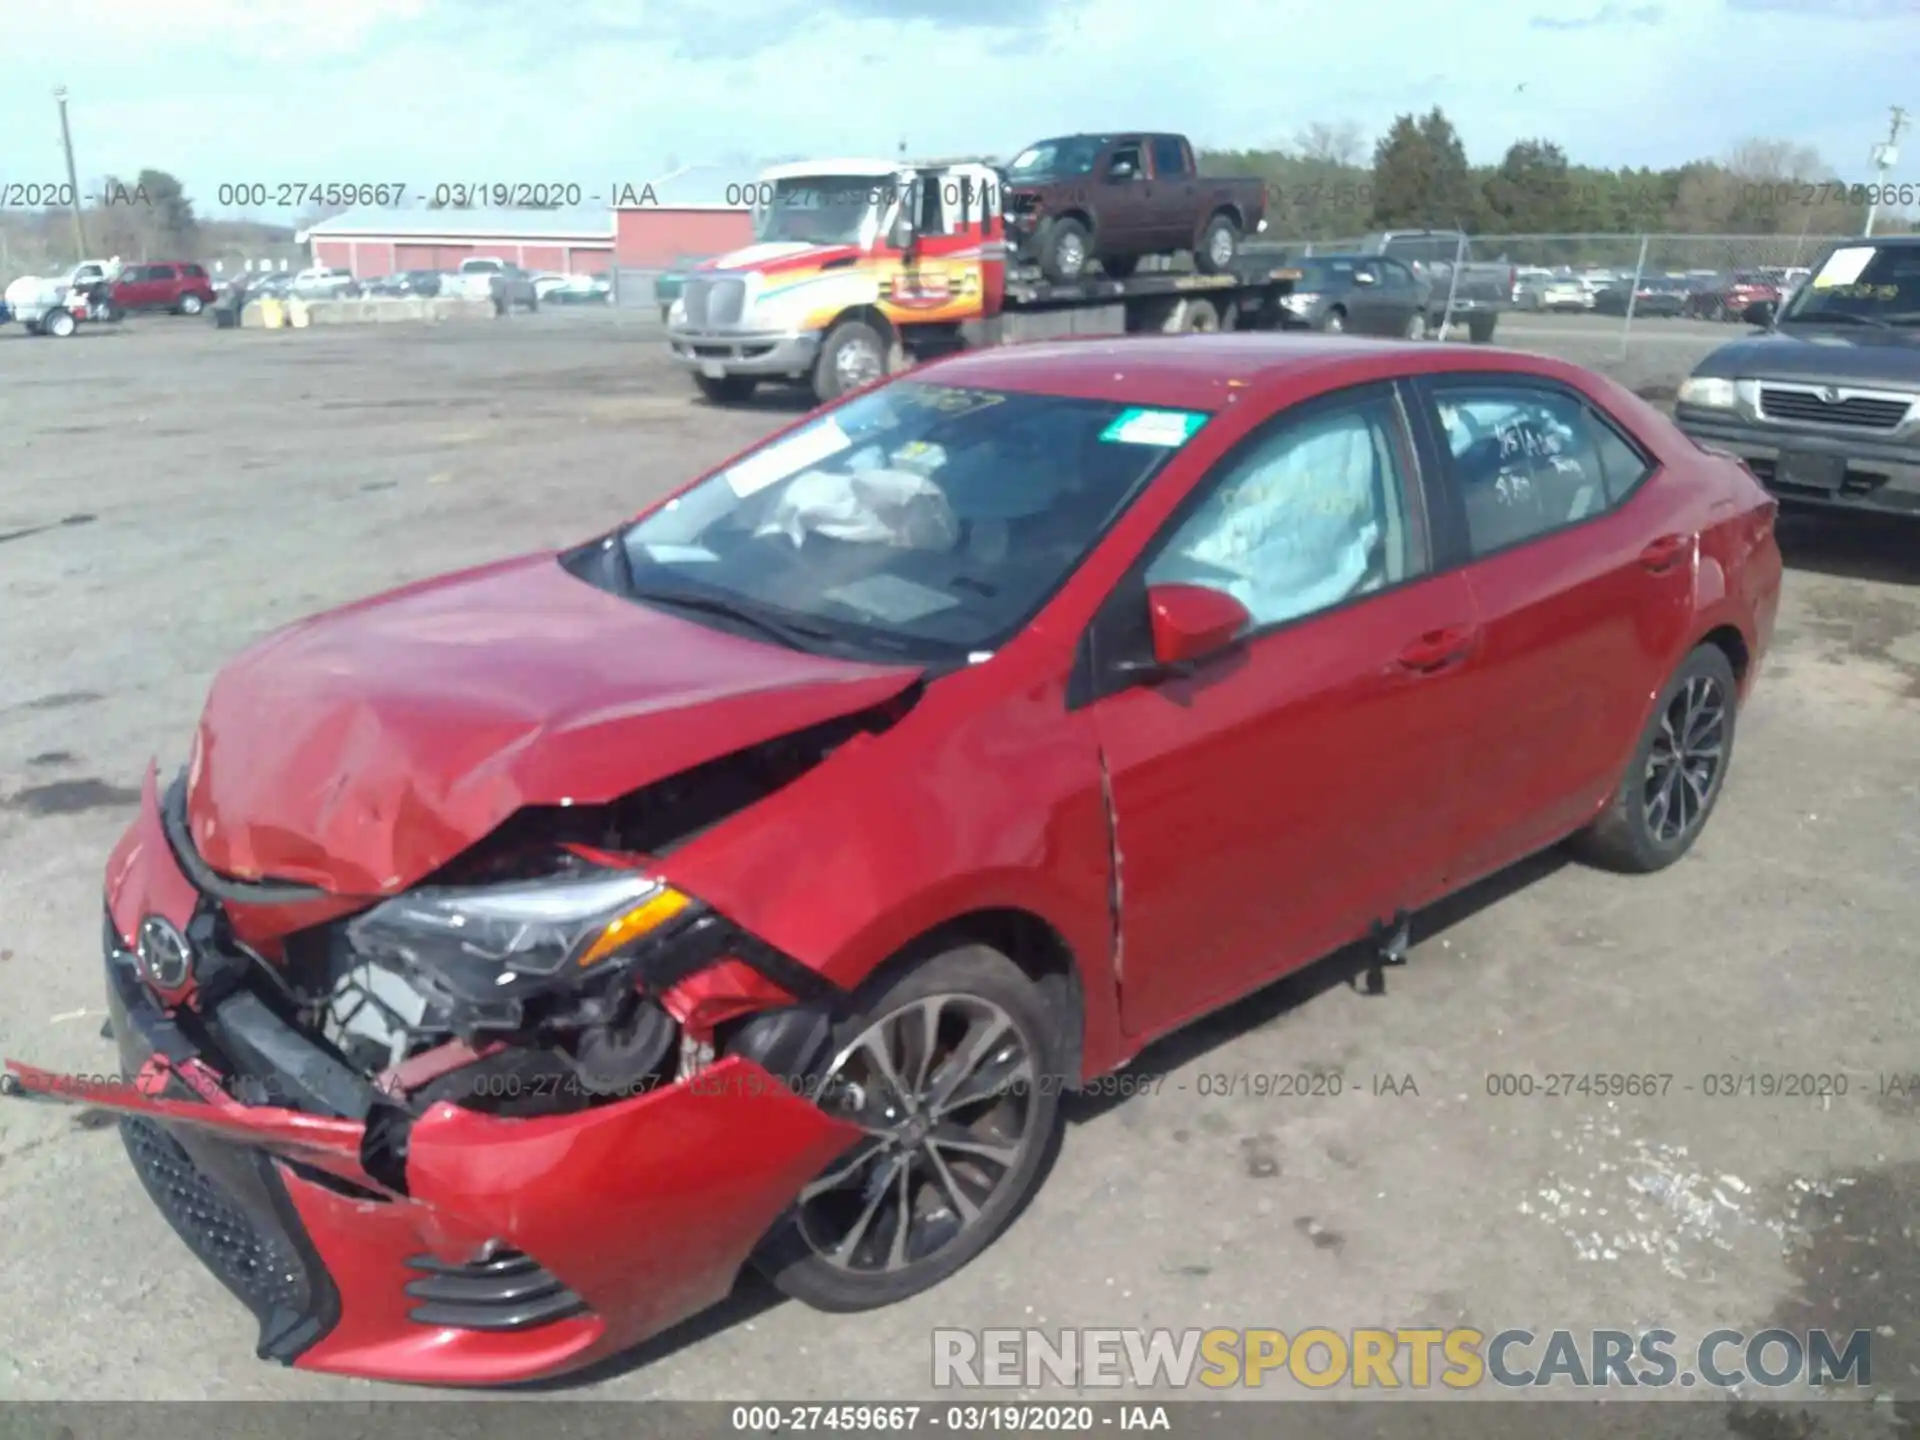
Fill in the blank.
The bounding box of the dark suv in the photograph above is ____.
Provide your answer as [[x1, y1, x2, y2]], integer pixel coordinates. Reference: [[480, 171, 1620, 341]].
[[110, 262, 218, 316], [1675, 236, 1920, 518]]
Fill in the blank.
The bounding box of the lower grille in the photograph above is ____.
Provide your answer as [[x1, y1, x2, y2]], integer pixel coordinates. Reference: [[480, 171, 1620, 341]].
[[1759, 387, 1910, 429], [405, 1248, 589, 1331], [120, 1116, 338, 1361]]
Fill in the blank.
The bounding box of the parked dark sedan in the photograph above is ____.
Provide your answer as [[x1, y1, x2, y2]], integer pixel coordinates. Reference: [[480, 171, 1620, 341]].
[[1675, 236, 1920, 518], [1592, 279, 1690, 317], [1277, 254, 1432, 338], [366, 270, 444, 298]]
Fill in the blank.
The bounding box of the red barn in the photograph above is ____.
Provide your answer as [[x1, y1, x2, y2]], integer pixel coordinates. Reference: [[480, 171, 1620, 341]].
[[613, 164, 756, 271], [302, 207, 617, 279]]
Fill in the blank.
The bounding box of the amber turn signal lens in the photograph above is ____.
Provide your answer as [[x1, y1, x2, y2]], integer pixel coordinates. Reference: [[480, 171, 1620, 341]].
[[577, 887, 692, 967]]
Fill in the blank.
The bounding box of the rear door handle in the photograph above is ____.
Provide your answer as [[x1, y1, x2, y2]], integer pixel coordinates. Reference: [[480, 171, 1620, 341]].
[[1395, 625, 1480, 673], [1638, 533, 1691, 572]]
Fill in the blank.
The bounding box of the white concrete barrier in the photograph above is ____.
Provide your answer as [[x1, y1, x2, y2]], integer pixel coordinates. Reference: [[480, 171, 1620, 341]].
[[237, 295, 496, 328]]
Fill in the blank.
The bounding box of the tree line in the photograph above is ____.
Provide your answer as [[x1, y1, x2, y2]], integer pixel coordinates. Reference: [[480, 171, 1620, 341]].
[[1199, 109, 1913, 241]]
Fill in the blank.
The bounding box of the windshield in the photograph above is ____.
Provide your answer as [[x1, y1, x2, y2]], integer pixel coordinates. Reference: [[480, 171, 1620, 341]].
[[1295, 258, 1356, 289], [617, 382, 1210, 659], [755, 176, 886, 247], [1778, 244, 1920, 327], [1005, 137, 1107, 179]]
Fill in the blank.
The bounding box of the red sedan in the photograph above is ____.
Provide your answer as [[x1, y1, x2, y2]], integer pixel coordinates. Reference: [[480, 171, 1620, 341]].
[[5, 334, 1781, 1385]]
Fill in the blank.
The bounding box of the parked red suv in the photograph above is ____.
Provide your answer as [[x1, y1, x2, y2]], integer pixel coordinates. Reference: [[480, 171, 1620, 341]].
[[110, 262, 218, 316]]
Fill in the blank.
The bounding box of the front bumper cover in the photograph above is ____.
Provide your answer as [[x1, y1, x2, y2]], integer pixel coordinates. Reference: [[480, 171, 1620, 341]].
[[1675, 408, 1920, 516], [668, 326, 821, 379], [5, 774, 864, 1386]]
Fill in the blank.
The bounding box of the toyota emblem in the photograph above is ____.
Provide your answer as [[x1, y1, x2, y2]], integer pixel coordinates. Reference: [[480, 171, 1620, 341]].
[[1820, 387, 1842, 404], [136, 916, 195, 991]]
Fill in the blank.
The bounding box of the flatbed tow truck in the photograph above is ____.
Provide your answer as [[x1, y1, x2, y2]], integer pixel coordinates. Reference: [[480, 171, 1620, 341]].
[[665, 157, 1303, 407]]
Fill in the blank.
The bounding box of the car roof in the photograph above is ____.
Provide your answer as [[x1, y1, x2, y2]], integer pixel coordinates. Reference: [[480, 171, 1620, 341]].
[[916, 333, 1589, 412]]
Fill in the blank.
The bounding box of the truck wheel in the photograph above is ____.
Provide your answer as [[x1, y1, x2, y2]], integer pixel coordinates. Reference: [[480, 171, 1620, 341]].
[[813, 318, 888, 403], [1100, 255, 1138, 280], [1039, 219, 1091, 283], [178, 294, 204, 316], [1466, 313, 1498, 344], [1196, 214, 1240, 275], [44, 309, 77, 338], [695, 374, 758, 404]]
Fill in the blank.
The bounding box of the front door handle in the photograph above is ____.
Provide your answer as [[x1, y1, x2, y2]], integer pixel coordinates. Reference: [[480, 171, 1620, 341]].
[[1638, 533, 1691, 573], [1395, 625, 1480, 673]]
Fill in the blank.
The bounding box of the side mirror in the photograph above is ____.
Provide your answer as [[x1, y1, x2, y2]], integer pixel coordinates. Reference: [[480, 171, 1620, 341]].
[[1139, 583, 1249, 673], [1107, 161, 1137, 181]]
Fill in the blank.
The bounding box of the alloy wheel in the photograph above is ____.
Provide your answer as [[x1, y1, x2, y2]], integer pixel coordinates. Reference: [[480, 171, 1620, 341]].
[[1055, 232, 1086, 277], [797, 994, 1039, 1276], [1643, 675, 1727, 843], [1208, 228, 1234, 268]]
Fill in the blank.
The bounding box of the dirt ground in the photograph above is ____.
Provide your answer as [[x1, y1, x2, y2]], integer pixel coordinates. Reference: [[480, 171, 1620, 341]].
[[0, 307, 1915, 1411]]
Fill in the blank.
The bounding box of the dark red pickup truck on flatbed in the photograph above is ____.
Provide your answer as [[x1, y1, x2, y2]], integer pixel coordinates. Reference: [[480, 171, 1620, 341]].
[[1001, 132, 1268, 283]]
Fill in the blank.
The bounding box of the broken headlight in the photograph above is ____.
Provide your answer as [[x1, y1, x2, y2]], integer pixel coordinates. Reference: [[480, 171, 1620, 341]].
[[343, 865, 693, 1017]]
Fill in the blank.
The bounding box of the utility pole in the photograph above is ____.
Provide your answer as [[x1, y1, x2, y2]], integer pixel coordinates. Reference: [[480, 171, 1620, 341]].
[[1862, 105, 1909, 238], [54, 86, 88, 259]]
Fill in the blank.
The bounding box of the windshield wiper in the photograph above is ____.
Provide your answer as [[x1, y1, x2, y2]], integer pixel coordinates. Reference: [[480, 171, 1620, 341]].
[[629, 586, 836, 652]]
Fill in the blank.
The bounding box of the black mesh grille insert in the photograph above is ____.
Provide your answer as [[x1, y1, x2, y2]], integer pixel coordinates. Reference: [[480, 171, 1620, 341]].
[[120, 1116, 339, 1360], [1758, 388, 1910, 429], [405, 1248, 590, 1331]]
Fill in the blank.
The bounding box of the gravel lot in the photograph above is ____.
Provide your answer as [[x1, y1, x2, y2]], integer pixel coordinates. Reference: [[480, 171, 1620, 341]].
[[0, 307, 1915, 1409]]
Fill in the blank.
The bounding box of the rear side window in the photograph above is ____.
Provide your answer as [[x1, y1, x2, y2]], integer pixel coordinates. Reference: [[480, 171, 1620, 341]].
[[1428, 383, 1631, 556], [184, 264, 206, 278], [149, 264, 178, 279], [1150, 137, 1188, 176]]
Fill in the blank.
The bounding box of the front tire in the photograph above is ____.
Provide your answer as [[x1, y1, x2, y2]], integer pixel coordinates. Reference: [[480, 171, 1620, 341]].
[[753, 944, 1064, 1313], [1039, 218, 1091, 283], [1196, 214, 1240, 275], [1321, 306, 1346, 334], [812, 317, 888, 403], [178, 293, 204, 316], [1467, 313, 1498, 344], [1574, 644, 1738, 874]]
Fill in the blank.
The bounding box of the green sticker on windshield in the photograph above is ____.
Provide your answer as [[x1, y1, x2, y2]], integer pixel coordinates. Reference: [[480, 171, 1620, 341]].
[[1100, 407, 1207, 447]]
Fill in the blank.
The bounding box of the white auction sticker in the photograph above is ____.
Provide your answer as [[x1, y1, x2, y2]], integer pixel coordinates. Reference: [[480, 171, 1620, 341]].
[[1810, 246, 1875, 289]]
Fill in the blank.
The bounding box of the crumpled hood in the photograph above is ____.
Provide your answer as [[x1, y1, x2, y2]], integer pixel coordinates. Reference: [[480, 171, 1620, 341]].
[[185, 552, 921, 896], [1692, 327, 1920, 383]]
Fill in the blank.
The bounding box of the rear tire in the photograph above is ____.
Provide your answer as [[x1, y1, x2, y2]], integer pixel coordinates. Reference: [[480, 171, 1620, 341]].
[[44, 309, 77, 338], [1196, 214, 1240, 275], [179, 293, 204, 316], [1466, 313, 1498, 344], [752, 943, 1065, 1313], [1573, 644, 1738, 874], [694, 373, 758, 404]]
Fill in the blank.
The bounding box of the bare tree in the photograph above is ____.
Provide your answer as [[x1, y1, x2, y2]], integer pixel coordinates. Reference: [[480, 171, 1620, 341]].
[[1295, 121, 1366, 167]]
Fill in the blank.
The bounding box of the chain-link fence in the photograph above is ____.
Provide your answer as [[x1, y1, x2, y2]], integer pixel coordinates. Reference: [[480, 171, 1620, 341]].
[[1246, 230, 1872, 395]]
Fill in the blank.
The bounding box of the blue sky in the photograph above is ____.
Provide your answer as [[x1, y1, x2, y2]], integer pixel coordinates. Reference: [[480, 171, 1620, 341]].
[[3, 0, 1914, 221]]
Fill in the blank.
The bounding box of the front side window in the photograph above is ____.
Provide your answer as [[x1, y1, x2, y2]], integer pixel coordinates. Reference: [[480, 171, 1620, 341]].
[[1144, 396, 1424, 632], [1005, 137, 1108, 179], [617, 383, 1210, 658], [1430, 385, 1623, 554]]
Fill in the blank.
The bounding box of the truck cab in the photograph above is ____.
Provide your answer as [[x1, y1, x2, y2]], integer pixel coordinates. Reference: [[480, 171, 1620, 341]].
[[666, 157, 1007, 406]]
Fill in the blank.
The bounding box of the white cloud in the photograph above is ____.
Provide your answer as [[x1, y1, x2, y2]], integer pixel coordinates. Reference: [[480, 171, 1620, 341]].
[[1, 0, 1913, 219]]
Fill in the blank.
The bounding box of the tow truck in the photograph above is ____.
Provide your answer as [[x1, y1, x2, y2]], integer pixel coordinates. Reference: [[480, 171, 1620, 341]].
[[665, 157, 1303, 407]]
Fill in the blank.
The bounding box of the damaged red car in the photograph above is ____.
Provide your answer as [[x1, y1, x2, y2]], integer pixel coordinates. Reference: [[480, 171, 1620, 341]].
[[5, 334, 1780, 1386]]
